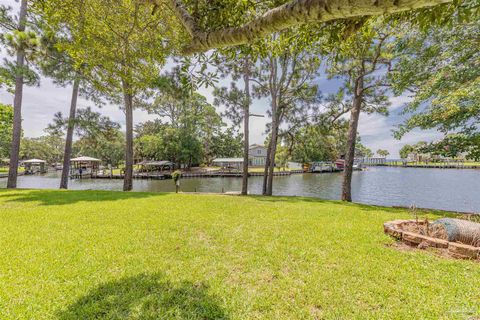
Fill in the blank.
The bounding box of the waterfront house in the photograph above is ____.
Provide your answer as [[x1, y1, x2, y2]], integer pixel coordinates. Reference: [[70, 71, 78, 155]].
[[212, 145, 268, 170], [248, 144, 267, 167]]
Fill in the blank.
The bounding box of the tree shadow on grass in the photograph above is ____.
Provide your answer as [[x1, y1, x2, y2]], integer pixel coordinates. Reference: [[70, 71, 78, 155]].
[[57, 273, 229, 320], [247, 195, 453, 217], [0, 189, 161, 206]]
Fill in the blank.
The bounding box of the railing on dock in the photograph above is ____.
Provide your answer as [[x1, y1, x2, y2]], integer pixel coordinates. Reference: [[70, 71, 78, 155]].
[[363, 162, 479, 169]]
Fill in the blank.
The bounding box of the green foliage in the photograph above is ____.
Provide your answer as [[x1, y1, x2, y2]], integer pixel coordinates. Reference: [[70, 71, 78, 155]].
[[355, 141, 373, 158], [399, 142, 428, 159], [392, 11, 480, 158], [36, 0, 183, 96], [274, 145, 289, 170], [421, 134, 480, 161], [325, 18, 393, 116], [140, 68, 240, 167], [376, 149, 390, 157], [0, 103, 13, 158], [47, 107, 124, 166], [147, 69, 223, 131], [73, 132, 124, 167], [172, 170, 182, 182], [135, 135, 164, 161], [0, 5, 41, 90], [134, 119, 242, 167], [20, 133, 64, 164], [208, 128, 243, 159], [288, 121, 348, 163], [399, 144, 414, 159], [33, 20, 105, 106], [47, 107, 120, 138], [134, 122, 201, 167]]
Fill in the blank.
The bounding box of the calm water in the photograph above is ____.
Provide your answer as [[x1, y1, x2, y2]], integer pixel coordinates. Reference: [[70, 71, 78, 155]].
[[1, 167, 479, 212]]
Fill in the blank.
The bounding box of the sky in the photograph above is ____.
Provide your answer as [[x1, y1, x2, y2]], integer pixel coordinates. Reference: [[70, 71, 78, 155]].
[[0, 0, 442, 158]]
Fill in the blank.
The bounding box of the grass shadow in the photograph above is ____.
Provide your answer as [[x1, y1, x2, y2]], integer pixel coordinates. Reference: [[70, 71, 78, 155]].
[[0, 189, 161, 206], [57, 273, 229, 320], [247, 194, 455, 217], [247, 194, 332, 204]]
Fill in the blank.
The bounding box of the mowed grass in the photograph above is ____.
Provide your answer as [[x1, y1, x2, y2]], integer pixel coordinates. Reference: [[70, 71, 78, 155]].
[[0, 189, 479, 319]]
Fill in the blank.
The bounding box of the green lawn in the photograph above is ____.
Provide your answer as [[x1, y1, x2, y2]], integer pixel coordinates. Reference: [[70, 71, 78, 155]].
[[247, 167, 290, 172], [0, 189, 479, 319]]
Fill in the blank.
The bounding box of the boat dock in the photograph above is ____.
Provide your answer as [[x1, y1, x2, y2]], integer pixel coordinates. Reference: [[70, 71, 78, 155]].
[[92, 169, 307, 180], [364, 163, 480, 169]]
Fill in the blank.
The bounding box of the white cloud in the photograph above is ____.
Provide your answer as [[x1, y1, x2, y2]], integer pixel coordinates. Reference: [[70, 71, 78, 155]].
[[0, 78, 159, 137], [357, 94, 441, 158], [389, 94, 412, 110]]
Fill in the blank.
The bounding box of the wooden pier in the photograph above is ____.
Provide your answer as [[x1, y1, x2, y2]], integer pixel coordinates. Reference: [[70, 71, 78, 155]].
[[0, 171, 25, 179], [93, 173, 168, 180], [364, 163, 480, 169], [70, 173, 94, 179]]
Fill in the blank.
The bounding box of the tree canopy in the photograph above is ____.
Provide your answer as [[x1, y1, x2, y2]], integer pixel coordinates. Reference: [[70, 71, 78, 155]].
[[392, 10, 479, 159], [0, 103, 13, 158]]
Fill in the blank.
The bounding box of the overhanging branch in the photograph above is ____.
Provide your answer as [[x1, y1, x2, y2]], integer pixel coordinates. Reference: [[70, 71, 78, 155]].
[[163, 0, 200, 37], [155, 0, 453, 54]]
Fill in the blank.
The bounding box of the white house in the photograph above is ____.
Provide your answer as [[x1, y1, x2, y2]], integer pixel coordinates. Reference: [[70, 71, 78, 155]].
[[248, 144, 267, 167], [212, 145, 268, 169]]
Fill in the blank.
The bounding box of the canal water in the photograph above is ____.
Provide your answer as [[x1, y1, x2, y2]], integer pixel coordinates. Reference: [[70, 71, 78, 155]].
[[1, 166, 479, 212]]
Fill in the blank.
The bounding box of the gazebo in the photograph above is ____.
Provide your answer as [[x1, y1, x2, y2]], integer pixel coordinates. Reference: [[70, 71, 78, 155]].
[[23, 159, 47, 174], [70, 156, 101, 178], [212, 158, 243, 172]]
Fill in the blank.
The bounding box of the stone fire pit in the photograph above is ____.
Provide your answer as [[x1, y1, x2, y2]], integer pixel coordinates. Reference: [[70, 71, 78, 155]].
[[384, 218, 480, 260]]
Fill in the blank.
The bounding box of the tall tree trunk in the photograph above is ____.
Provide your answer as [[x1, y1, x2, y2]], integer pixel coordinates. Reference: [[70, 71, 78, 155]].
[[266, 114, 279, 196], [341, 77, 363, 202], [241, 58, 251, 195], [123, 82, 134, 191], [263, 96, 278, 196], [7, 0, 28, 189], [60, 78, 80, 189], [262, 139, 272, 195]]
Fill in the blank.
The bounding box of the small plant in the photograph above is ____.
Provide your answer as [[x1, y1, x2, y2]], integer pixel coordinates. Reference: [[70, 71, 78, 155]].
[[172, 170, 182, 193], [409, 204, 418, 223]]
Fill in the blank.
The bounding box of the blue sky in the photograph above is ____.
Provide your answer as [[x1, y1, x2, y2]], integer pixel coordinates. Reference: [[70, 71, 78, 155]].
[[0, 0, 442, 158]]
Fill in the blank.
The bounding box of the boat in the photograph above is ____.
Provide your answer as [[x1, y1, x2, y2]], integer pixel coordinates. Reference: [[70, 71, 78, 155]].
[[335, 159, 345, 170], [353, 160, 363, 170], [335, 159, 363, 171], [310, 161, 334, 172]]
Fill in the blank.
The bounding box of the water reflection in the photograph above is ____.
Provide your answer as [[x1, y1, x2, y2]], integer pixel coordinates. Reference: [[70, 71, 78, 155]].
[[1, 167, 479, 212]]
